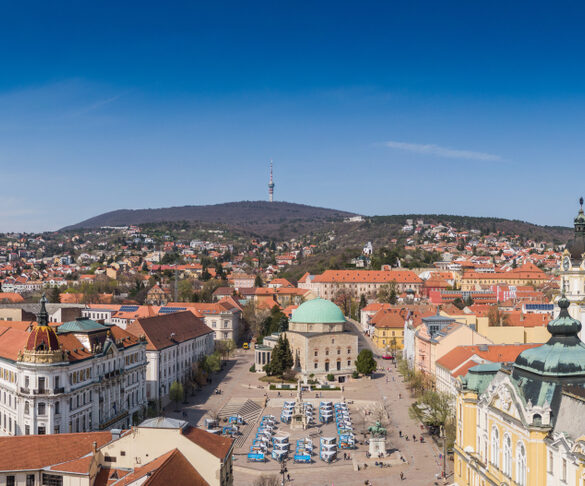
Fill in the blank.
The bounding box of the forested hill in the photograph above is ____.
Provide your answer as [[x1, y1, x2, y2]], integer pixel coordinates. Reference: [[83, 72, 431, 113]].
[[62, 203, 571, 244], [369, 214, 571, 243], [61, 201, 357, 235]]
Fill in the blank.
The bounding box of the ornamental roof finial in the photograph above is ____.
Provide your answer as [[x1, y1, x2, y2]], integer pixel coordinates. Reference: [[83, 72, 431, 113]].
[[37, 294, 49, 327]]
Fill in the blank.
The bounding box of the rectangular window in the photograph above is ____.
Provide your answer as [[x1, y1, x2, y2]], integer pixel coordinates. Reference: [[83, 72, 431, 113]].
[[26, 474, 35, 486], [562, 458, 567, 481], [6, 476, 15, 486], [41, 474, 63, 486], [548, 451, 554, 473], [38, 402, 46, 415]]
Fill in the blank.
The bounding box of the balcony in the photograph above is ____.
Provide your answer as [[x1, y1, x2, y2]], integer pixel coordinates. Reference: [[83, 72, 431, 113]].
[[19, 387, 30, 394], [99, 410, 128, 430], [33, 388, 48, 395], [53, 387, 65, 394]]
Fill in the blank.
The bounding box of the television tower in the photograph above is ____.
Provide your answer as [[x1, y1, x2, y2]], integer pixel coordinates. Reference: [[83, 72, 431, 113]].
[[268, 160, 275, 202]]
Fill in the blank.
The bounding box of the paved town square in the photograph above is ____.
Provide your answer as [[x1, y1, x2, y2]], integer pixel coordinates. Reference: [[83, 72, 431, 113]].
[[164, 342, 450, 486]]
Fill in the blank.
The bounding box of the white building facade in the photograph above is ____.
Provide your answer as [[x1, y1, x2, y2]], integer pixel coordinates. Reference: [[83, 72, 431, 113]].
[[0, 301, 147, 437], [126, 311, 215, 406]]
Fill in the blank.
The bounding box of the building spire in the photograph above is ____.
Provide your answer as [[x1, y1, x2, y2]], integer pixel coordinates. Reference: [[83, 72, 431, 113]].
[[37, 294, 49, 327], [268, 160, 275, 202]]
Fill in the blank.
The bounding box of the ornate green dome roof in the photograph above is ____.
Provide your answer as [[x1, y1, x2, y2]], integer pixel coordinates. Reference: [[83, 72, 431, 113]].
[[514, 297, 585, 378], [290, 298, 345, 324]]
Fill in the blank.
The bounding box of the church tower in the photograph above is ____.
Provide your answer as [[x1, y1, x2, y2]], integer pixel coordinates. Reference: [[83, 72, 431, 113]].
[[558, 198, 585, 339]]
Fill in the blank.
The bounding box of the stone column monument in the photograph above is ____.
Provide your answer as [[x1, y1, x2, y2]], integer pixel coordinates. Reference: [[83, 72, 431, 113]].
[[291, 378, 307, 430]]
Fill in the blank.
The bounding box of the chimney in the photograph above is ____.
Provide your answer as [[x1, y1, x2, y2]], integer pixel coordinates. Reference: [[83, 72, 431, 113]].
[[92, 441, 98, 453], [111, 429, 121, 441]]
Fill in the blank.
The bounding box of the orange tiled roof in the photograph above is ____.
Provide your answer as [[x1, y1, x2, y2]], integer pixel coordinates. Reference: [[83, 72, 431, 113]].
[[0, 325, 31, 361], [502, 311, 549, 328], [0, 431, 117, 471], [371, 309, 405, 328], [313, 270, 422, 284], [127, 311, 212, 351], [436, 343, 540, 372], [181, 427, 234, 460], [142, 448, 208, 486], [0, 293, 24, 303]]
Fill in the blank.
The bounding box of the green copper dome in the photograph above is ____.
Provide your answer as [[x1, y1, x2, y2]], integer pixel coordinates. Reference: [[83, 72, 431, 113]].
[[514, 297, 585, 377], [290, 298, 346, 324]]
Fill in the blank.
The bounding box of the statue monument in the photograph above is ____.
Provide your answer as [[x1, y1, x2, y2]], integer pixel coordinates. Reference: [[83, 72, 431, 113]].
[[368, 421, 387, 457]]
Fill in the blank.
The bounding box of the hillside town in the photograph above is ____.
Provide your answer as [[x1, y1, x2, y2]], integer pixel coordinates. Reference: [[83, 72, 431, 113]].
[[2, 3, 583, 485], [0, 202, 582, 485]]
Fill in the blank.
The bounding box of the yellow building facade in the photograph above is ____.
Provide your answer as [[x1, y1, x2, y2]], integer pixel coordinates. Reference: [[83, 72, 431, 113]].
[[372, 326, 404, 351], [454, 298, 585, 486]]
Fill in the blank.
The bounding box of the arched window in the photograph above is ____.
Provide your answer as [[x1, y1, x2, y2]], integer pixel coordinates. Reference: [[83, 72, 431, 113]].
[[491, 426, 500, 467], [503, 434, 512, 476], [516, 442, 527, 486]]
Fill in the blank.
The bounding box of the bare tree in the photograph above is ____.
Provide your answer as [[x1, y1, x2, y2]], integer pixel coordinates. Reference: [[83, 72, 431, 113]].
[[242, 301, 270, 338]]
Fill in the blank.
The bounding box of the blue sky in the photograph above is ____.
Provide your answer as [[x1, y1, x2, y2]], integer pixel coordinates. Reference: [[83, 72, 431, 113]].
[[1, 1, 585, 231]]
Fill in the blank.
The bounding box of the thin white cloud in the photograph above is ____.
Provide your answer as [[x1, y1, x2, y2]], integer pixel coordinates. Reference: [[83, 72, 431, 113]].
[[68, 93, 125, 117], [384, 140, 502, 161]]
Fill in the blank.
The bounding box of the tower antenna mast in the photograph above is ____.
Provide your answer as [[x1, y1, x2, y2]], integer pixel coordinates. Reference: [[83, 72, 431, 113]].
[[268, 160, 275, 202]]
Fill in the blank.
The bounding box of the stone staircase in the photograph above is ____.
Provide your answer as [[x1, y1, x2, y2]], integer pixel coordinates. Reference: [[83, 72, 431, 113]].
[[218, 399, 263, 448]]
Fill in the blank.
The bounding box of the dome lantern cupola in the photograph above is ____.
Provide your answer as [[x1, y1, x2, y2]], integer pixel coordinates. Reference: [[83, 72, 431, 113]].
[[566, 197, 585, 261], [513, 296, 585, 378], [575, 197, 585, 234], [547, 295, 582, 338]]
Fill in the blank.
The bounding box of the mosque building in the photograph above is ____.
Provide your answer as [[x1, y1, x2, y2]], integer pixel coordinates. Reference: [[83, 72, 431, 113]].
[[283, 298, 358, 383]]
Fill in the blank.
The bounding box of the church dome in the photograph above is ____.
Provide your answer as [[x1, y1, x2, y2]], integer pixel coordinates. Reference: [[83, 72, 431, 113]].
[[290, 298, 346, 324], [26, 325, 60, 352], [513, 297, 585, 377]]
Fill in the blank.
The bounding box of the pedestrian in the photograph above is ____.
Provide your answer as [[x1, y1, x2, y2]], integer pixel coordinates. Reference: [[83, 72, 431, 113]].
[[400, 472, 404, 480], [399, 430, 402, 437], [399, 393, 402, 399], [413, 435, 416, 442], [287, 473, 290, 482]]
